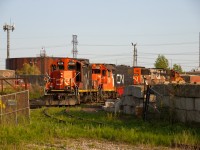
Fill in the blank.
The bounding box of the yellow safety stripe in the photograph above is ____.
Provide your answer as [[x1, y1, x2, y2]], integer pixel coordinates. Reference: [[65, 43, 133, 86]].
[[79, 89, 115, 93]]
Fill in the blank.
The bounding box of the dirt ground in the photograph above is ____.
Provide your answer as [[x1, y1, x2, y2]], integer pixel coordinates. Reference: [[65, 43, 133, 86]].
[[26, 138, 176, 150]]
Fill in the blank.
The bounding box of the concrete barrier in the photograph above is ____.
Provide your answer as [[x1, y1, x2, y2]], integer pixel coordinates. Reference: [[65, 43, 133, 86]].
[[124, 85, 144, 98], [195, 98, 200, 111], [123, 105, 134, 114], [104, 84, 200, 123], [153, 84, 200, 123]]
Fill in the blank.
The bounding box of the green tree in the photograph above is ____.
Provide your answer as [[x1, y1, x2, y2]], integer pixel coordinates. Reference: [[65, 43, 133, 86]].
[[16, 63, 41, 75], [173, 64, 183, 73], [154, 54, 169, 69]]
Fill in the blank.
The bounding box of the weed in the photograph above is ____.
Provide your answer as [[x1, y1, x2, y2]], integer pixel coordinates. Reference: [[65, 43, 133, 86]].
[[29, 84, 44, 99]]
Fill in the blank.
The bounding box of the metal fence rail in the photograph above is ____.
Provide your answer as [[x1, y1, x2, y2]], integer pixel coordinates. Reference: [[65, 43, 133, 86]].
[[0, 90, 30, 125]]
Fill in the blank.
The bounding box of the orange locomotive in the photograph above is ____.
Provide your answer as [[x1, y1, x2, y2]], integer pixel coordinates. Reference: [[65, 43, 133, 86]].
[[44, 58, 117, 105], [44, 58, 85, 105], [91, 64, 116, 100]]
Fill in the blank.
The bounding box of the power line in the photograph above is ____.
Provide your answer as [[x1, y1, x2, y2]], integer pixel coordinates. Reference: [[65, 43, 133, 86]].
[[138, 51, 198, 56], [138, 41, 198, 46], [0, 32, 198, 39], [0, 41, 198, 51], [0, 45, 70, 51], [79, 42, 198, 47], [138, 56, 198, 62]]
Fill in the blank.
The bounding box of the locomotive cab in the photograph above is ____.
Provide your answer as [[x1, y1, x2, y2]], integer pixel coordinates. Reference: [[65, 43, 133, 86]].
[[45, 58, 82, 94]]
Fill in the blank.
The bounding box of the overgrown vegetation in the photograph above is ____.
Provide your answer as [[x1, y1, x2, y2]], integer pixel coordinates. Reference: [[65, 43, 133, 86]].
[[16, 63, 41, 75], [29, 84, 44, 99], [0, 107, 199, 149], [0, 87, 16, 95]]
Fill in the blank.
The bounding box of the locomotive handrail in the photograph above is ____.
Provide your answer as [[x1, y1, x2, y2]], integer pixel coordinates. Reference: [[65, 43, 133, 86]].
[[71, 71, 80, 87]]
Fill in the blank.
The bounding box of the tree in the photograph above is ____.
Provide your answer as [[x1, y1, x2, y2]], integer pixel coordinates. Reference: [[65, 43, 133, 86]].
[[16, 63, 41, 75], [154, 54, 169, 69], [173, 64, 183, 73]]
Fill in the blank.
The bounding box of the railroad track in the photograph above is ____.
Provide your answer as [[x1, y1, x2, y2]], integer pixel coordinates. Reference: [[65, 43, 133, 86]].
[[43, 107, 69, 124], [42, 106, 107, 126], [42, 107, 200, 150]]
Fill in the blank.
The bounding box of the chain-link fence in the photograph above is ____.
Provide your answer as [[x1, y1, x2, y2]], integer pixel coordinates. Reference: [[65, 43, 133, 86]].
[[0, 90, 30, 125]]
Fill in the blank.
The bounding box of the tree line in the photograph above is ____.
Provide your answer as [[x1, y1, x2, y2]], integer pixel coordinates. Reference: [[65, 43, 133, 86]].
[[154, 54, 183, 73]]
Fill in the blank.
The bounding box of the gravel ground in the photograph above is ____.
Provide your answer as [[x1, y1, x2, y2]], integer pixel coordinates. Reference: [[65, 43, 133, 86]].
[[26, 138, 178, 150]]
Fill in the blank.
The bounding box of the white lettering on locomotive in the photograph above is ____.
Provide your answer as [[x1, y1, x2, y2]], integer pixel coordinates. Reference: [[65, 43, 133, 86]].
[[116, 74, 124, 84]]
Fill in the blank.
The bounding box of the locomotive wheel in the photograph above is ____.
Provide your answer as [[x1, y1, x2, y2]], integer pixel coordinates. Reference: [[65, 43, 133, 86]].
[[67, 96, 79, 105], [98, 93, 104, 102], [83, 95, 93, 103], [47, 95, 53, 106], [68, 97, 75, 105], [77, 95, 81, 104]]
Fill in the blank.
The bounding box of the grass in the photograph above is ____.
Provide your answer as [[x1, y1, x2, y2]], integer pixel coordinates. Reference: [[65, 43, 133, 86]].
[[0, 106, 200, 149], [29, 84, 44, 99]]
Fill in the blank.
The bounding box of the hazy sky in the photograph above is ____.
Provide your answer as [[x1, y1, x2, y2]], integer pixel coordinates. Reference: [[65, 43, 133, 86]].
[[0, 0, 200, 71]]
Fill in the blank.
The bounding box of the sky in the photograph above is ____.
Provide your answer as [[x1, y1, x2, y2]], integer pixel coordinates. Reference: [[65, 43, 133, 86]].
[[0, 0, 200, 71]]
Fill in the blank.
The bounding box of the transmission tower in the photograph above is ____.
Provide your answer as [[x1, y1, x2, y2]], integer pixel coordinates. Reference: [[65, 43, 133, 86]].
[[3, 23, 15, 58], [132, 43, 137, 66], [72, 35, 78, 58]]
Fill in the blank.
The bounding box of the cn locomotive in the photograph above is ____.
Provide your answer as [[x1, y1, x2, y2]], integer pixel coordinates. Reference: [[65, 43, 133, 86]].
[[43, 57, 175, 105], [44, 57, 132, 105]]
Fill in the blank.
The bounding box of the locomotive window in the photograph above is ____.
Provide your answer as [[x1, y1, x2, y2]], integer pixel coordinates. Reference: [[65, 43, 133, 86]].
[[102, 70, 106, 76], [68, 65, 76, 70], [51, 65, 57, 71], [92, 69, 100, 74], [108, 70, 111, 77], [57, 61, 64, 70], [58, 64, 64, 70]]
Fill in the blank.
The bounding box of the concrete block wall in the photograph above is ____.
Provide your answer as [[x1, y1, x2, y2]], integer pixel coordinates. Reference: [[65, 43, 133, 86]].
[[124, 85, 144, 98], [121, 85, 144, 115], [104, 84, 200, 123], [153, 84, 200, 123], [103, 85, 144, 115]]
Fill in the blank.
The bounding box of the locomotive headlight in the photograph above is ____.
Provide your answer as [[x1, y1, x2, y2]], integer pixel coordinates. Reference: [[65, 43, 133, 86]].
[[60, 72, 63, 78]]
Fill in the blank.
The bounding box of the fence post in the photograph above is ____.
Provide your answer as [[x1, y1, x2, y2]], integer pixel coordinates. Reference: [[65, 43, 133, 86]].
[[0, 96, 2, 124], [1, 80, 3, 93], [27, 90, 30, 123], [15, 93, 18, 125]]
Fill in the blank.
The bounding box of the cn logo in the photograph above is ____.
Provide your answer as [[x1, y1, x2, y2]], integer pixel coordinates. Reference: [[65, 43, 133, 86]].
[[116, 74, 124, 84], [134, 76, 139, 84]]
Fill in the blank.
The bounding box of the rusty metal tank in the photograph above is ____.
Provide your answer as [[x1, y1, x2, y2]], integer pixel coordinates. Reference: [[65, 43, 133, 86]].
[[6, 57, 88, 75]]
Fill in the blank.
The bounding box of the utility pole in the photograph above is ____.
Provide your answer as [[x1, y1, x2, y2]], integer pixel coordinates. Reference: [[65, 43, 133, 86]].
[[72, 35, 78, 58], [171, 59, 173, 69], [3, 23, 15, 59], [132, 43, 137, 66], [199, 32, 200, 67]]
